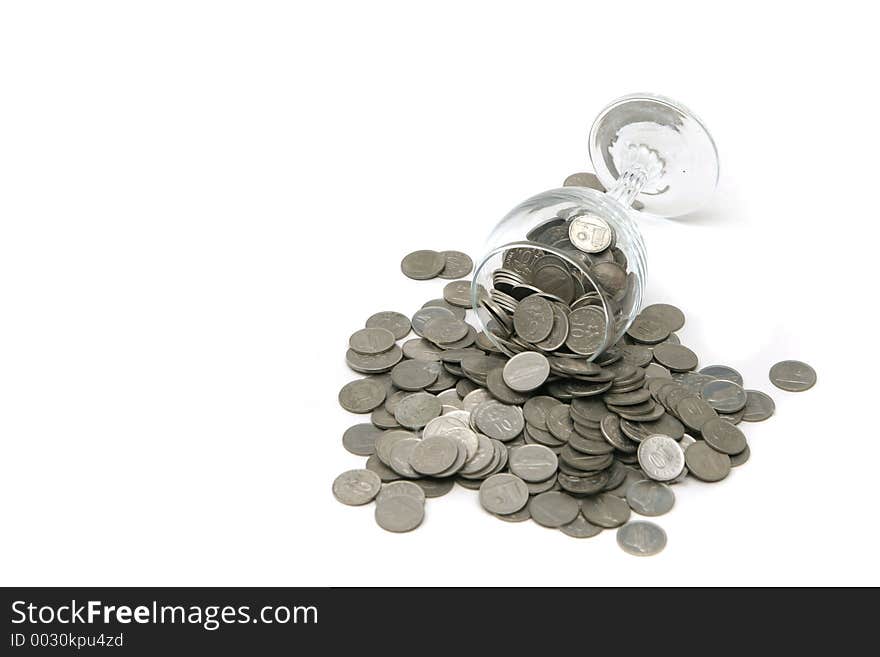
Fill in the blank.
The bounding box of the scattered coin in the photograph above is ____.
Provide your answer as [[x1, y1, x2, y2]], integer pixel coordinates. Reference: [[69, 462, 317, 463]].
[[580, 493, 631, 528], [409, 435, 460, 476], [375, 495, 424, 532], [742, 390, 775, 422], [508, 444, 558, 482], [366, 311, 412, 340], [569, 214, 614, 253], [349, 327, 396, 355], [653, 343, 698, 372], [394, 392, 442, 430], [333, 469, 382, 506], [503, 352, 550, 392], [338, 378, 387, 413], [699, 364, 743, 386], [438, 250, 474, 279], [391, 359, 440, 391], [560, 513, 603, 538], [479, 473, 529, 515], [342, 423, 383, 456], [637, 434, 685, 482], [769, 360, 817, 392], [701, 379, 748, 413], [529, 491, 580, 528], [640, 304, 685, 333], [376, 480, 426, 506], [401, 249, 446, 280], [617, 521, 667, 556], [701, 418, 748, 455], [685, 442, 731, 482], [626, 480, 675, 516], [513, 296, 554, 343]]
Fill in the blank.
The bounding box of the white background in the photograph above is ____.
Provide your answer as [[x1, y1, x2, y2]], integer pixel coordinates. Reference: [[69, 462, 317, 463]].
[[1, 1, 876, 586]]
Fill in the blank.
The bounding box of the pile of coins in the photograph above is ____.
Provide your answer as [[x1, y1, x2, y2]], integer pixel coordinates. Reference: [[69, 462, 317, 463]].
[[334, 240, 816, 555]]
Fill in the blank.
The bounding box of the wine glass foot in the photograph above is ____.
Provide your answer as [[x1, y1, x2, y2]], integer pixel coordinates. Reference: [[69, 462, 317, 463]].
[[589, 93, 719, 218]]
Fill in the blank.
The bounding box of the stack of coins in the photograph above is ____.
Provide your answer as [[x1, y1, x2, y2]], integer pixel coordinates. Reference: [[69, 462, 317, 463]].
[[334, 220, 816, 556]]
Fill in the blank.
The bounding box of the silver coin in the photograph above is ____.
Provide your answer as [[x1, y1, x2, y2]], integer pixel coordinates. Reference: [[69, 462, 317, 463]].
[[375, 495, 424, 532], [442, 279, 476, 308], [422, 316, 469, 345], [401, 337, 444, 362], [371, 406, 400, 429], [479, 473, 529, 515], [522, 396, 562, 431], [494, 505, 532, 522], [769, 360, 816, 392], [375, 429, 417, 466], [415, 478, 456, 498], [640, 303, 685, 333], [423, 417, 478, 460], [568, 214, 613, 254], [438, 250, 474, 279], [685, 441, 731, 482], [644, 362, 672, 379], [503, 352, 550, 392], [338, 378, 387, 413], [626, 480, 675, 516], [580, 492, 631, 528], [401, 249, 446, 280], [675, 396, 718, 432], [637, 434, 685, 482], [365, 454, 401, 482], [562, 172, 604, 190], [590, 261, 627, 297], [730, 444, 751, 467], [460, 433, 496, 475], [546, 404, 574, 442], [534, 302, 570, 351], [653, 343, 698, 372], [345, 346, 403, 374], [701, 379, 748, 413], [701, 418, 747, 455], [621, 344, 654, 368], [742, 390, 775, 422], [559, 513, 603, 538], [388, 437, 422, 478], [411, 306, 456, 337], [421, 298, 467, 320], [699, 364, 743, 386], [393, 392, 442, 430], [513, 295, 554, 343], [565, 306, 606, 355], [342, 423, 383, 456], [486, 367, 530, 405], [365, 311, 411, 340], [409, 435, 460, 476], [462, 388, 494, 413], [376, 480, 426, 506], [626, 314, 670, 345], [348, 327, 396, 355], [508, 444, 558, 482], [472, 400, 524, 442], [333, 469, 381, 506], [390, 359, 440, 391], [528, 491, 580, 528], [617, 521, 667, 556]]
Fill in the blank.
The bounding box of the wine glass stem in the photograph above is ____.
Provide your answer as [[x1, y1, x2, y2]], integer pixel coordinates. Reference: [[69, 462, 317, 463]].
[[605, 168, 647, 208]]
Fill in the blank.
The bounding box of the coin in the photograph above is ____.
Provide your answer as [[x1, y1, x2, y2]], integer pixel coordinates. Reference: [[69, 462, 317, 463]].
[[410, 435, 460, 476], [626, 480, 675, 516], [342, 423, 383, 456], [701, 418, 747, 455], [333, 469, 381, 506], [348, 327, 396, 355], [338, 378, 387, 413], [375, 495, 424, 532], [523, 396, 563, 430], [701, 379, 748, 413], [675, 396, 718, 432], [528, 491, 580, 527], [562, 172, 604, 190], [472, 400, 524, 442], [566, 306, 606, 355], [569, 214, 614, 253], [626, 314, 670, 344], [640, 304, 685, 333], [513, 295, 554, 343], [438, 250, 474, 279], [742, 390, 775, 422], [486, 367, 530, 405], [557, 512, 601, 538], [617, 521, 667, 556], [365, 454, 401, 482], [637, 434, 685, 482], [769, 360, 816, 392], [699, 364, 743, 386], [580, 493, 631, 528], [508, 444, 558, 482], [503, 352, 550, 392], [422, 316, 469, 345], [685, 441, 731, 482], [375, 429, 417, 465], [479, 473, 529, 515], [443, 280, 476, 308], [401, 249, 446, 280], [402, 338, 444, 362], [394, 392, 442, 430], [653, 343, 698, 372], [411, 306, 456, 337], [376, 480, 426, 506], [390, 359, 440, 391], [371, 406, 400, 429], [346, 345, 403, 374], [366, 311, 412, 340]]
